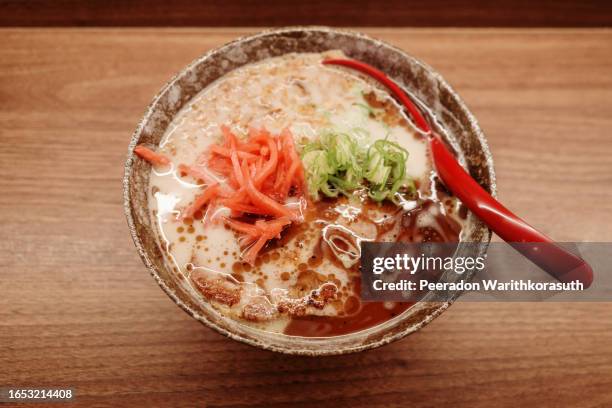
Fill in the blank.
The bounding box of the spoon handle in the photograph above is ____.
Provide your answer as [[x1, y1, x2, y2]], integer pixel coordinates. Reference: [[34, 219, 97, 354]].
[[430, 136, 593, 286]]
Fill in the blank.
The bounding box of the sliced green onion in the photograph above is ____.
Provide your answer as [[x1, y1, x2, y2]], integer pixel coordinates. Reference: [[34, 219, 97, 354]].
[[301, 130, 414, 204]]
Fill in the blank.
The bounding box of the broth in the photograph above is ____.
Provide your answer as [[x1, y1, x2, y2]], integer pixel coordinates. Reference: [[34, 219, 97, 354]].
[[145, 52, 465, 337]]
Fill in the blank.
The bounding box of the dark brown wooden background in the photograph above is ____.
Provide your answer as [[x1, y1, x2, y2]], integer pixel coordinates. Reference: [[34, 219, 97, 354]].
[[1, 26, 612, 407], [1, 0, 612, 27], [2, 1, 612, 407]]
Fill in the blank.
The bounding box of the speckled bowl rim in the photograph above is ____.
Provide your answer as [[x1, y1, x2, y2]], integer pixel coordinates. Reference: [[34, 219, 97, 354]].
[[123, 26, 496, 356]]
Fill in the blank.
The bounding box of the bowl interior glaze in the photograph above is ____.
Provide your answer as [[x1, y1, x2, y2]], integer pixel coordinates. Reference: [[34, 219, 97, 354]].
[[124, 27, 496, 355]]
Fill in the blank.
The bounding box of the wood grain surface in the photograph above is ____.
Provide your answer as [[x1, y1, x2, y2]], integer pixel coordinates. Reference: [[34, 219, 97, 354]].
[[2, 0, 612, 27], [1, 28, 611, 407]]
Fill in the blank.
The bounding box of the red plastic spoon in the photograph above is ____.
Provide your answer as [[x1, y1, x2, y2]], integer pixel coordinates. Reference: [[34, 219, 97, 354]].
[[323, 58, 593, 287]]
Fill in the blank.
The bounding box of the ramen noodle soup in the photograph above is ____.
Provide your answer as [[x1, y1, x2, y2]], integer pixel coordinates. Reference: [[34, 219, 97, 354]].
[[135, 51, 466, 337]]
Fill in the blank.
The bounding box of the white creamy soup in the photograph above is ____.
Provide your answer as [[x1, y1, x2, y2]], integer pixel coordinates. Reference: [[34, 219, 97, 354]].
[[140, 52, 465, 336]]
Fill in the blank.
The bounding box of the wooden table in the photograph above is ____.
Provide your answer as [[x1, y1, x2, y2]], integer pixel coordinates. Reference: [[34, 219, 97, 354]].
[[1, 28, 611, 407]]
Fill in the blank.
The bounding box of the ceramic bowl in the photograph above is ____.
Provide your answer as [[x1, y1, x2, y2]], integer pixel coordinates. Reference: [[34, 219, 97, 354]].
[[124, 27, 496, 355]]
